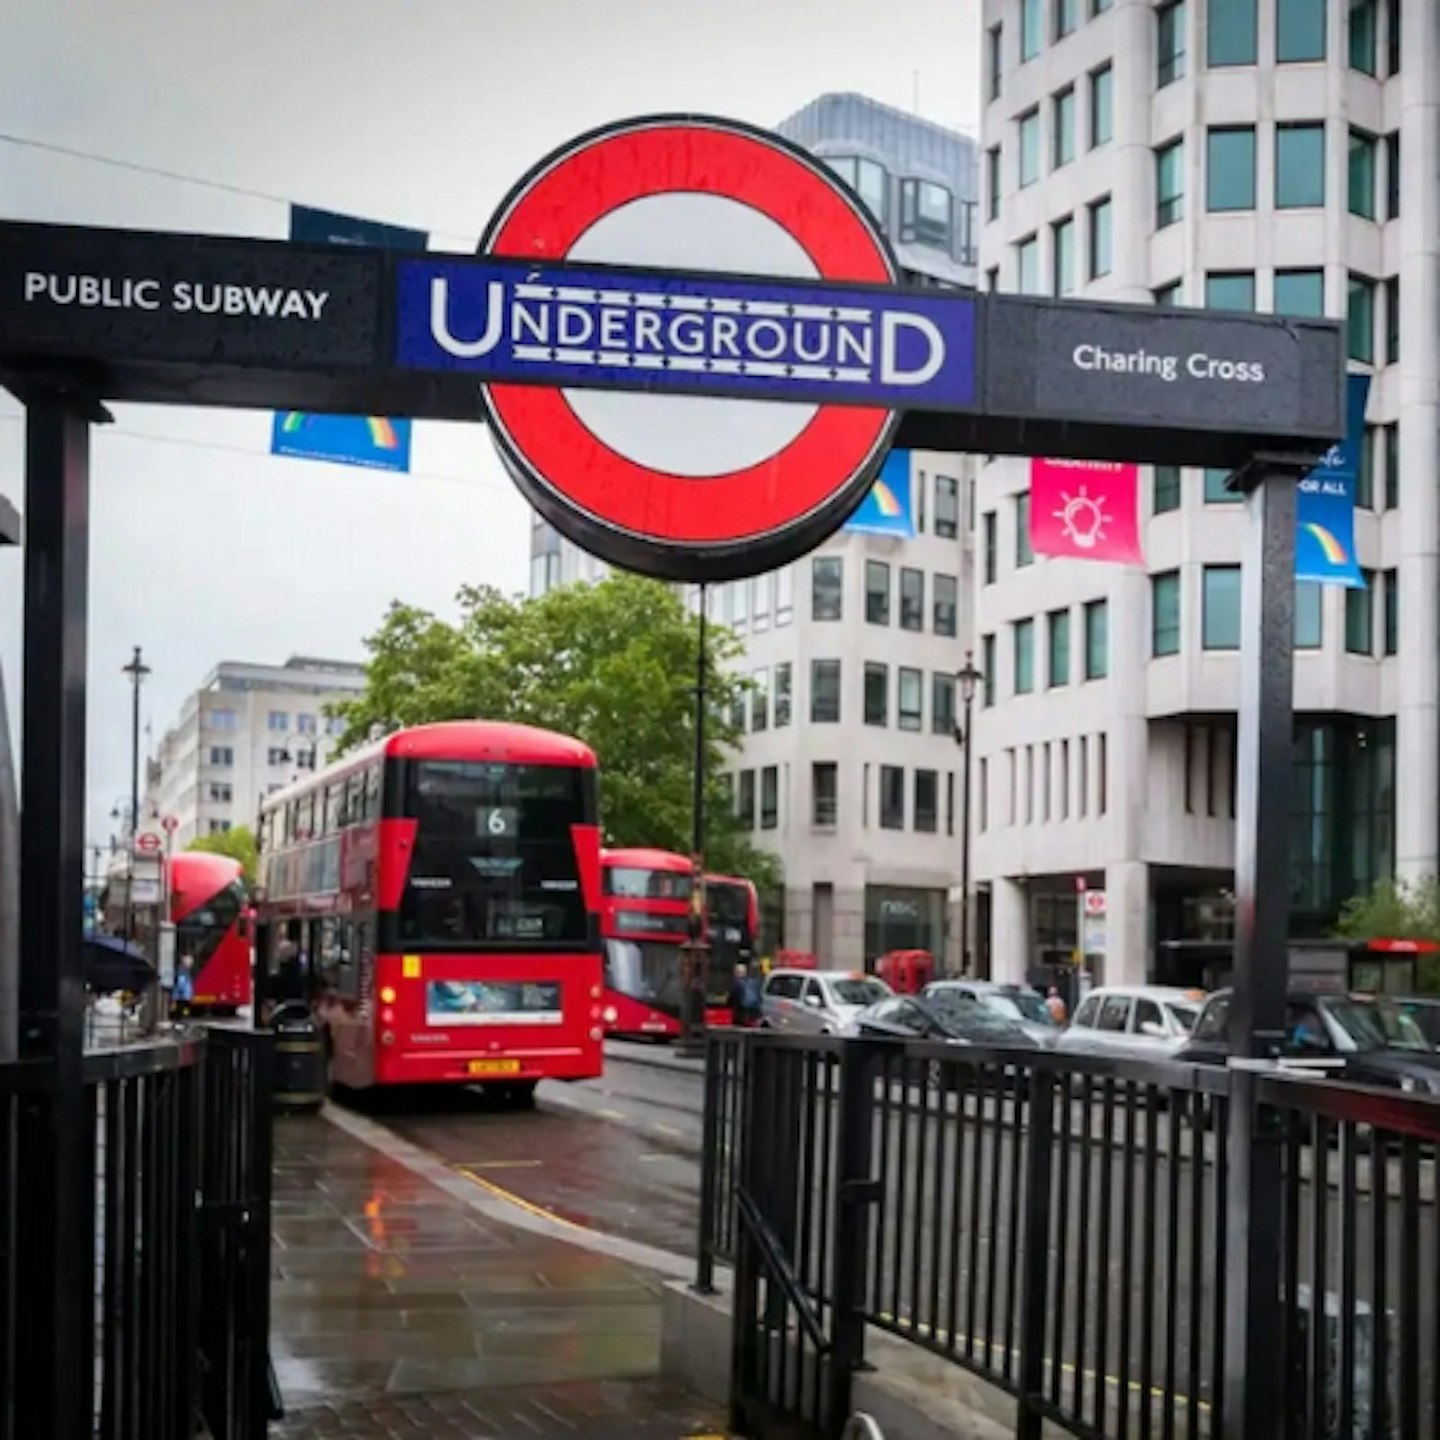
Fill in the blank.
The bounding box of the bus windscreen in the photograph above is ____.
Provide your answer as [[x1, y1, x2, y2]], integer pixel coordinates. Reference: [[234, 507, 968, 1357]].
[[398, 760, 592, 949]]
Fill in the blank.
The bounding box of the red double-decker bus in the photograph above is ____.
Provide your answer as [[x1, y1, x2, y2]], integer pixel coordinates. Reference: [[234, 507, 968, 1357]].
[[599, 848, 756, 1037], [170, 850, 252, 1014], [256, 720, 604, 1102]]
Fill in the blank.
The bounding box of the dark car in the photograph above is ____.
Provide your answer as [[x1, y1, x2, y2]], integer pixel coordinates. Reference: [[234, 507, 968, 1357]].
[[856, 991, 1040, 1048], [1393, 996, 1440, 1052], [1178, 987, 1440, 1094]]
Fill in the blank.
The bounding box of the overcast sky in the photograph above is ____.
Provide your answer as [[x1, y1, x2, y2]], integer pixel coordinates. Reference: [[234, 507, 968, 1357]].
[[0, 0, 979, 849]]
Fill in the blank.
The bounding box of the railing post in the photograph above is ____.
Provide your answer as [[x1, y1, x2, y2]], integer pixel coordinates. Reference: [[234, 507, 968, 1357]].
[[827, 1039, 881, 1438], [1016, 1065, 1057, 1440], [695, 1029, 721, 1294], [729, 1036, 770, 1437]]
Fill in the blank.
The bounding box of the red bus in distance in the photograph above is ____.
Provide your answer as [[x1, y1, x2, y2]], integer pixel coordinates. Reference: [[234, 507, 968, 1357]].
[[599, 848, 754, 1038], [170, 850, 252, 1013], [256, 720, 604, 1102]]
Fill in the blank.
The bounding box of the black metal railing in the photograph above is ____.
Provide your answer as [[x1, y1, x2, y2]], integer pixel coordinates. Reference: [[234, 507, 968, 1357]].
[[699, 1030, 1440, 1440], [0, 1024, 274, 1440]]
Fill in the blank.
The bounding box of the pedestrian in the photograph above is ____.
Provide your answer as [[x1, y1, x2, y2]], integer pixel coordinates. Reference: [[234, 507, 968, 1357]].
[[173, 953, 195, 1016], [730, 963, 762, 1027], [1046, 986, 1068, 1025]]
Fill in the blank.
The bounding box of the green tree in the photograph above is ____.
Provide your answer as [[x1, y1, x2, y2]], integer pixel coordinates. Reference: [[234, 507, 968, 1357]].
[[333, 574, 778, 883], [1335, 876, 1440, 992], [186, 824, 258, 885]]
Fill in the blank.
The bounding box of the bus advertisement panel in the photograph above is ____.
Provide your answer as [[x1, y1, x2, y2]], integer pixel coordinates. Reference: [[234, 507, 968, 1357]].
[[256, 720, 604, 1101]]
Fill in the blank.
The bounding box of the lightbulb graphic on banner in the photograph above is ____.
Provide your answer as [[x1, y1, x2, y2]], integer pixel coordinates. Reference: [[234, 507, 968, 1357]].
[[1028, 457, 1144, 566]]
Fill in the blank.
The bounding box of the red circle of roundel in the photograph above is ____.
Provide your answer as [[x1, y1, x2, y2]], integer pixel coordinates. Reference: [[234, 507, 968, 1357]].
[[479, 115, 900, 577]]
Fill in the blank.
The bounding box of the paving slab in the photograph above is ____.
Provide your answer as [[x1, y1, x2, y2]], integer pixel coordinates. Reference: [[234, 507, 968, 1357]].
[[269, 1107, 726, 1437]]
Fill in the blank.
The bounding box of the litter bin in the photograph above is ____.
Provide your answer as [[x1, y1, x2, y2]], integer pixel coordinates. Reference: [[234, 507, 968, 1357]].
[[271, 1001, 325, 1111]]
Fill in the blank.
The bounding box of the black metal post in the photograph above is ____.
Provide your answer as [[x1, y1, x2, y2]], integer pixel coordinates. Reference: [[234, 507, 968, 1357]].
[[678, 586, 709, 1059], [1015, 1067, 1057, 1440], [1222, 457, 1309, 1440], [959, 685, 975, 977], [14, 394, 103, 1439], [121, 646, 150, 940]]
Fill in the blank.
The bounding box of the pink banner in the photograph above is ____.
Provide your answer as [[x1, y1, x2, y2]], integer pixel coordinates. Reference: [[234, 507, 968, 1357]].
[[1028, 458, 1144, 566]]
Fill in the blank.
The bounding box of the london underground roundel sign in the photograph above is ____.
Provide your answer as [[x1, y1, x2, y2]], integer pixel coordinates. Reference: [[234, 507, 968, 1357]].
[[393, 114, 978, 581]]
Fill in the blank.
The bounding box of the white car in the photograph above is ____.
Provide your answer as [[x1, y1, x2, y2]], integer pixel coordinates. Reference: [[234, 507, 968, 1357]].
[[1055, 985, 1205, 1059], [760, 969, 893, 1035]]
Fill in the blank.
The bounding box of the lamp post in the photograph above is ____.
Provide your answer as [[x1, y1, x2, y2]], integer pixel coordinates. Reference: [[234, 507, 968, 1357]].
[[953, 652, 983, 978], [677, 584, 710, 1060]]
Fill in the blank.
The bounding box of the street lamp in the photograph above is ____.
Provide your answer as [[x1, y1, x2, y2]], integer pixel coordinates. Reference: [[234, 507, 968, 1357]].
[[953, 652, 983, 977], [120, 647, 151, 939]]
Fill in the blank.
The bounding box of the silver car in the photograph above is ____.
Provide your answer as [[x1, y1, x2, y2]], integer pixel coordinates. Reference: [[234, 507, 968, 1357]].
[[923, 979, 1061, 1047], [1055, 985, 1205, 1059], [760, 969, 893, 1035]]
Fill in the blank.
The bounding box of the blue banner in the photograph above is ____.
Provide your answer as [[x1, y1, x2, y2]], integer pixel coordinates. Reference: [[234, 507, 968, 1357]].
[[394, 257, 979, 412], [1295, 373, 1370, 588], [843, 450, 915, 537], [271, 205, 426, 473]]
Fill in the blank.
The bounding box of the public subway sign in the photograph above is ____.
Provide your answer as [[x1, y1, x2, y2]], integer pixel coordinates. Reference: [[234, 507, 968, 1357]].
[[0, 114, 1348, 583]]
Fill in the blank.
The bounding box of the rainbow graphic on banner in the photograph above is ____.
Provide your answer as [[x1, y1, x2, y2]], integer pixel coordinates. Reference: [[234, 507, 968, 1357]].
[[1302, 522, 1348, 567], [1295, 374, 1369, 589], [271, 411, 412, 472], [843, 450, 915, 538]]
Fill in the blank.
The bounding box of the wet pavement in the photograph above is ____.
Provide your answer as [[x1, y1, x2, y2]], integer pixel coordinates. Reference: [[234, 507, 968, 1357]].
[[269, 1104, 725, 1437]]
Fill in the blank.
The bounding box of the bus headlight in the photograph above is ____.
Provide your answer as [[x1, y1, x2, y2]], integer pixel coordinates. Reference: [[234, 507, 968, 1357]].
[[603, 1006, 618, 1024], [590, 984, 602, 1000], [379, 986, 397, 1005]]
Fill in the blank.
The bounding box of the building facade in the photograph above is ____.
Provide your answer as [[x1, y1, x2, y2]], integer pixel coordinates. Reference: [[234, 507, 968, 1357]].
[[527, 93, 981, 970], [144, 656, 367, 847], [977, 0, 1416, 987]]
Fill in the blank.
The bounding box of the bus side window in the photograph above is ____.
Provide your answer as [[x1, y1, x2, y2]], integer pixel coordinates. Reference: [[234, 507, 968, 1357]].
[[347, 920, 372, 1002], [344, 774, 363, 827], [364, 766, 382, 821]]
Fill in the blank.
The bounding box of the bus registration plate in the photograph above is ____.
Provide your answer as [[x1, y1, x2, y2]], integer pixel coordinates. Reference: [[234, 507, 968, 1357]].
[[467, 1059, 520, 1076]]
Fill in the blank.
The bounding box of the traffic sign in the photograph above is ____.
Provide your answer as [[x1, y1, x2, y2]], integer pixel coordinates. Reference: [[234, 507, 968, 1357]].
[[135, 831, 162, 854], [160, 815, 178, 834], [395, 114, 977, 581]]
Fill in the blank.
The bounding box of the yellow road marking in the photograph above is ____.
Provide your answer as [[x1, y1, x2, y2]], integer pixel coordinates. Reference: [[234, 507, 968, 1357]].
[[652, 1123, 683, 1137], [466, 1159, 543, 1171], [598, 1108, 627, 1121], [456, 1168, 585, 1233]]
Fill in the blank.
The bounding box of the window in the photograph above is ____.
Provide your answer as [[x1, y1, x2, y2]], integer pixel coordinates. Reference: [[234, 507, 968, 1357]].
[[737, 770, 756, 829], [267, 745, 289, 765], [1385, 277, 1399, 364], [208, 782, 233, 803], [1384, 422, 1400, 509], [935, 476, 959, 538], [879, 766, 905, 830], [1156, 139, 1184, 227], [1385, 0, 1399, 75], [826, 155, 887, 224], [1016, 492, 1034, 567], [1276, 124, 1326, 207], [811, 660, 841, 722], [933, 574, 957, 636], [982, 635, 996, 707], [864, 663, 889, 726], [1052, 215, 1076, 295], [986, 146, 1001, 221], [1207, 127, 1256, 211], [1085, 599, 1109, 679], [1294, 581, 1323, 649], [1204, 467, 1240, 503], [1206, 271, 1256, 311], [1208, 0, 1257, 65], [914, 771, 939, 834], [1154, 279, 1183, 307], [209, 746, 234, 767], [1357, 426, 1375, 508], [775, 663, 792, 727], [207, 708, 237, 731], [1348, 274, 1376, 363], [1346, 575, 1374, 654], [752, 573, 771, 632], [751, 667, 769, 732], [1021, 0, 1042, 60], [865, 560, 890, 624], [1053, 87, 1077, 167], [982, 512, 998, 583], [933, 672, 955, 736], [987, 23, 1004, 100], [326, 714, 346, 736], [899, 179, 953, 250], [1017, 234, 1041, 295], [1385, 132, 1400, 219], [1088, 196, 1112, 279], [1274, 269, 1325, 317], [1158, 1, 1187, 85], [297, 712, 318, 735], [1153, 572, 1181, 656], [1019, 108, 1041, 187], [1350, 0, 1378, 72], [812, 556, 842, 620], [1089, 65, 1113, 148], [1203, 566, 1242, 649], [760, 767, 778, 830], [900, 568, 924, 631], [1383, 569, 1398, 655], [812, 763, 838, 827], [1056, 0, 1080, 37], [208, 820, 232, 836], [1277, 0, 1326, 60], [1349, 129, 1377, 217], [267, 710, 289, 732], [1154, 465, 1182, 513], [898, 669, 923, 731], [1048, 609, 1071, 687], [1014, 619, 1035, 694]]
